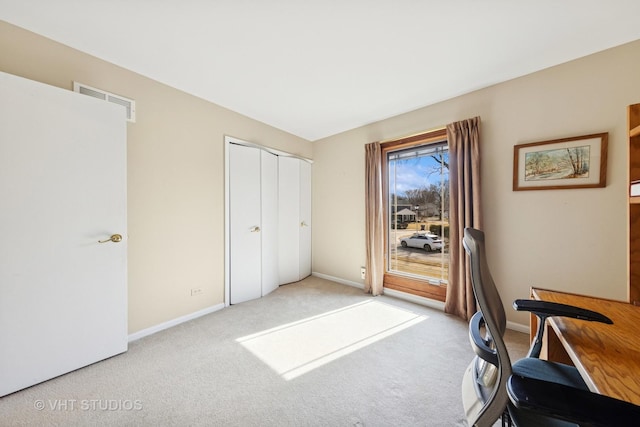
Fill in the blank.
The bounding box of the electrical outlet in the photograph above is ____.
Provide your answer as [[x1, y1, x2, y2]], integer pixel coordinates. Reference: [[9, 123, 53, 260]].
[[360, 267, 366, 280], [191, 288, 203, 296]]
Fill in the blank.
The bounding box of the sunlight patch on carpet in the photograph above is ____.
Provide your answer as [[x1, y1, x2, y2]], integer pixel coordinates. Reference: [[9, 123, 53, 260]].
[[236, 300, 427, 380]]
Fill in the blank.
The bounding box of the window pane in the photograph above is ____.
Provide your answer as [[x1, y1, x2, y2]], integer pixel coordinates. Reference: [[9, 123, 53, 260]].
[[387, 142, 449, 285]]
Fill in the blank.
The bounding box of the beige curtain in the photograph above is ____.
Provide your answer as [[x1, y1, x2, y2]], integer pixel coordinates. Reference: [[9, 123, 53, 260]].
[[364, 142, 384, 296], [444, 117, 482, 320]]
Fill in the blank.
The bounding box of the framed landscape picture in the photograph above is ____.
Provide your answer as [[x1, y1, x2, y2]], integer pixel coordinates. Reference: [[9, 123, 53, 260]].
[[513, 133, 608, 191]]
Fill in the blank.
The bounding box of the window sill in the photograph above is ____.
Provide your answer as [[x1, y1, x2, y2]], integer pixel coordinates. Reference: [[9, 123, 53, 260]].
[[383, 273, 446, 302]]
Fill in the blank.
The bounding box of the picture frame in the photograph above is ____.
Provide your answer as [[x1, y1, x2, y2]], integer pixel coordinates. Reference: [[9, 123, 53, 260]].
[[513, 132, 608, 191]]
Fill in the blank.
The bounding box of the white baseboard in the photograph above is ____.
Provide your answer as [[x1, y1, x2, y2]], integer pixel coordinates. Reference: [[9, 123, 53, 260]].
[[312, 271, 364, 289], [128, 303, 225, 342], [312, 271, 529, 333], [506, 320, 529, 334]]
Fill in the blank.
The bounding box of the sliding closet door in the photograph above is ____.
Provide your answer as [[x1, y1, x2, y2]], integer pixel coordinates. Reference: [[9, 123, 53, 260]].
[[229, 144, 262, 304]]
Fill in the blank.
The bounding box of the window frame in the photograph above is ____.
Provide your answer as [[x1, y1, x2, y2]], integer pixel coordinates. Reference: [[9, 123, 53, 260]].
[[381, 128, 448, 302]]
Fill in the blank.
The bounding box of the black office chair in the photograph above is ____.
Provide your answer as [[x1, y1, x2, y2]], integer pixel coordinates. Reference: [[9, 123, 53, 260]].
[[461, 227, 640, 427]]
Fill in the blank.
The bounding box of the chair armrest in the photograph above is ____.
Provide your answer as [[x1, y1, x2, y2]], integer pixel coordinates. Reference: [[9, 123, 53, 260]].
[[507, 375, 640, 426], [468, 311, 497, 366], [514, 299, 612, 358], [513, 299, 613, 324]]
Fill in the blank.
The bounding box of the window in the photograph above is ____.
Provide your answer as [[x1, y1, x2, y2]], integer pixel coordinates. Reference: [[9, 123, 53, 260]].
[[382, 129, 449, 301]]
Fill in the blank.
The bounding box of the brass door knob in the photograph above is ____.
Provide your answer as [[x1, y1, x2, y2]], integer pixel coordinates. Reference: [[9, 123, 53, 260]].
[[99, 234, 123, 243]]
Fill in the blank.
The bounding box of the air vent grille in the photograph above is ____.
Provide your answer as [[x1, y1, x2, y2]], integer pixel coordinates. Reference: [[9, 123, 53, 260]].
[[73, 82, 136, 122]]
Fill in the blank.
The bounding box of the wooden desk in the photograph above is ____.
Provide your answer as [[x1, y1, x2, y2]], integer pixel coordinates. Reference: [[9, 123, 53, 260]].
[[531, 288, 640, 406]]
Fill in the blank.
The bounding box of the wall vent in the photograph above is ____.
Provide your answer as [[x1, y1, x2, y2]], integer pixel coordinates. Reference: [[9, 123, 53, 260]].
[[73, 82, 136, 122]]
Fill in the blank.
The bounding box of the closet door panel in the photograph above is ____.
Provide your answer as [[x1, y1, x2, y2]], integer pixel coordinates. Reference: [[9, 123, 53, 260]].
[[299, 160, 312, 279], [229, 144, 262, 304], [278, 156, 301, 284], [261, 150, 279, 295]]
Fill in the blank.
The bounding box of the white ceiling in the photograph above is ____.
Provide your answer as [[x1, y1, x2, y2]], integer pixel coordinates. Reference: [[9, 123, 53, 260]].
[[2, 1, 640, 141]]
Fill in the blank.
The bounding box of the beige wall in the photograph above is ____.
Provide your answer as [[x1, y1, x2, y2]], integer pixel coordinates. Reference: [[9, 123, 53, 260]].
[[0, 21, 312, 333], [313, 39, 640, 326], [3, 18, 639, 331]]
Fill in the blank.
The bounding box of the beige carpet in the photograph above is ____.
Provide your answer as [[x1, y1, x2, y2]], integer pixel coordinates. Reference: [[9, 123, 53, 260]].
[[1, 276, 528, 426]]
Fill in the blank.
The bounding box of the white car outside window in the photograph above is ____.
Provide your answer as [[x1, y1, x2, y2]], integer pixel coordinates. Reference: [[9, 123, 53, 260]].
[[400, 233, 444, 251]]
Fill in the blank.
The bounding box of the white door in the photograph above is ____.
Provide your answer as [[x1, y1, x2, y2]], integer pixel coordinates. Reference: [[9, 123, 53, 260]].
[[261, 150, 279, 296], [0, 72, 127, 397], [229, 143, 263, 304]]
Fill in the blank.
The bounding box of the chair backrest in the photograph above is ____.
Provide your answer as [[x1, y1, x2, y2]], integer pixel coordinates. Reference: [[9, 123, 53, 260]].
[[463, 227, 513, 426]]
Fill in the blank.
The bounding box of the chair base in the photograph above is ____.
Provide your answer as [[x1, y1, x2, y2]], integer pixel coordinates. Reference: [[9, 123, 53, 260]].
[[462, 360, 484, 424], [462, 359, 508, 427]]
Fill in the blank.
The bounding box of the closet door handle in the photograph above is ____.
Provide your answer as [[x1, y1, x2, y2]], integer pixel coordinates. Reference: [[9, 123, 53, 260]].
[[250, 226, 261, 233], [300, 221, 308, 227]]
